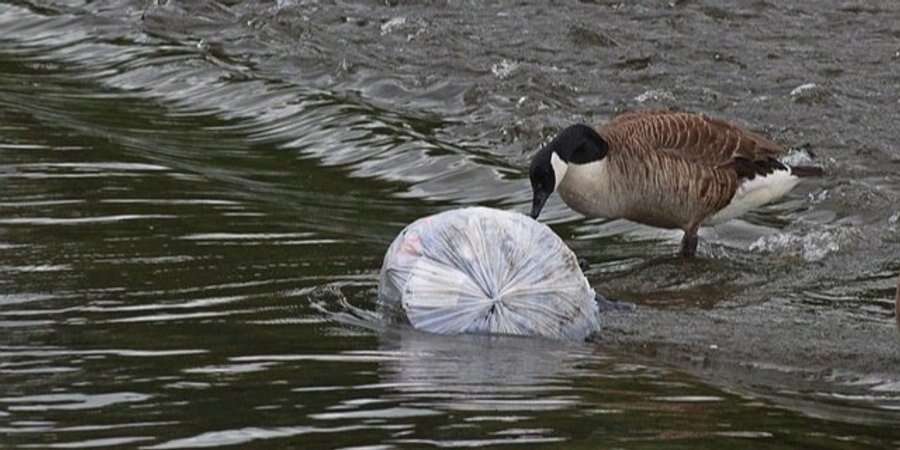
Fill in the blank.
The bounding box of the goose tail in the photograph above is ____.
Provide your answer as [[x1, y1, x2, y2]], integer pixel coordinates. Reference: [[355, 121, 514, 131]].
[[788, 165, 824, 177], [781, 145, 824, 177]]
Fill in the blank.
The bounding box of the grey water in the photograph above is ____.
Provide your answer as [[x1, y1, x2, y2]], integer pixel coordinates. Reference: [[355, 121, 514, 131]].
[[1, 1, 899, 448]]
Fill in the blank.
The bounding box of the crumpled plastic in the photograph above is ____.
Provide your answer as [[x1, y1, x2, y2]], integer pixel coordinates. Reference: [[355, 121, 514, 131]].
[[377, 207, 600, 341]]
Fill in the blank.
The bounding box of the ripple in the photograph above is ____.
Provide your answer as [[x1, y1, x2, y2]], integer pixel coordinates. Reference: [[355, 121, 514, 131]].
[[3, 162, 169, 171], [147, 425, 412, 449], [0, 347, 208, 358], [231, 353, 405, 363], [714, 431, 774, 439], [22, 437, 156, 448], [178, 232, 315, 240], [184, 362, 274, 375], [309, 407, 443, 420], [0, 392, 150, 412], [82, 295, 248, 313], [0, 3, 531, 217], [0, 200, 84, 207], [391, 436, 566, 447], [651, 396, 724, 403], [0, 215, 177, 225], [99, 199, 239, 205], [0, 293, 60, 305], [0, 366, 78, 374], [107, 310, 242, 323], [0, 264, 71, 273]]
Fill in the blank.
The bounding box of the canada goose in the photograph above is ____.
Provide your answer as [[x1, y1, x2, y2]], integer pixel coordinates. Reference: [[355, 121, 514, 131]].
[[529, 110, 823, 257]]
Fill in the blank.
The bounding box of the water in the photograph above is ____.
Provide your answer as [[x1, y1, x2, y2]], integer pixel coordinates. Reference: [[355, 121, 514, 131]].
[[1, 0, 899, 448]]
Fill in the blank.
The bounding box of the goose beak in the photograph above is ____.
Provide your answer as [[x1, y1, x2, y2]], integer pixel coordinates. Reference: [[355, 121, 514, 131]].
[[530, 191, 549, 219]]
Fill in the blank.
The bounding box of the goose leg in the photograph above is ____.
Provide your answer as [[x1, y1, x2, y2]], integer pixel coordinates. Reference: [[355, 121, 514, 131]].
[[680, 226, 699, 258]]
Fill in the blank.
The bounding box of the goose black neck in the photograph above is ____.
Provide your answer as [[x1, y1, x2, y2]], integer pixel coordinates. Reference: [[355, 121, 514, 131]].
[[546, 124, 607, 164]]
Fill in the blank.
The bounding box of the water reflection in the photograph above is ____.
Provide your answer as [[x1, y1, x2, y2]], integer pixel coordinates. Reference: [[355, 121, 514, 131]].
[[377, 330, 590, 413]]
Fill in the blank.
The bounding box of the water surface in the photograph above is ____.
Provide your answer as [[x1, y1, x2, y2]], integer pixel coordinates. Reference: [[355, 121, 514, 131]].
[[1, 1, 899, 448]]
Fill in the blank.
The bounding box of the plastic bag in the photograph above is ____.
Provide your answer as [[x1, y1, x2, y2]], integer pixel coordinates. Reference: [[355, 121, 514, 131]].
[[377, 207, 600, 341]]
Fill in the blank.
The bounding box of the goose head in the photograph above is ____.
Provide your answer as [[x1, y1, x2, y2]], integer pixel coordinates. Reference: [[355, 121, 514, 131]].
[[529, 124, 609, 219]]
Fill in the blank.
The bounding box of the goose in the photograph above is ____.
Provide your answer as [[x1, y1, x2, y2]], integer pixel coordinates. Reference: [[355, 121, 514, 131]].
[[528, 110, 823, 257]]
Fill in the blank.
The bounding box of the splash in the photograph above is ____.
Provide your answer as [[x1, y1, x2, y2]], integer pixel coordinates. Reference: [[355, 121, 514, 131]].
[[749, 226, 857, 262], [304, 284, 385, 333], [634, 89, 676, 103], [491, 60, 519, 80]]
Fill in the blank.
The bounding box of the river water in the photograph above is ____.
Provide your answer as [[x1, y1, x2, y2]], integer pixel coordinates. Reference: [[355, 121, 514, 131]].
[[1, 1, 899, 448]]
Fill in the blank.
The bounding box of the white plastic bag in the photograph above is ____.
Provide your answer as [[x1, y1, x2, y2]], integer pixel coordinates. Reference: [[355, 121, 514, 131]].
[[377, 207, 600, 340]]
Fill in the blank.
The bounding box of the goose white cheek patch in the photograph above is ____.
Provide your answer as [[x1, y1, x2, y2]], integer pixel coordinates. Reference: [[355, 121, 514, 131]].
[[550, 152, 568, 190]]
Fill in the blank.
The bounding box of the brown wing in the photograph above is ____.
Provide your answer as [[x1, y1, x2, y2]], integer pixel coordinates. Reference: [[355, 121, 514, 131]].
[[602, 110, 786, 167], [606, 109, 674, 126]]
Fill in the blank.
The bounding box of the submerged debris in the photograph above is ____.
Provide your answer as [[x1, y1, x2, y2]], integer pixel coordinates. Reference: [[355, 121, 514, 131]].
[[378, 207, 601, 340]]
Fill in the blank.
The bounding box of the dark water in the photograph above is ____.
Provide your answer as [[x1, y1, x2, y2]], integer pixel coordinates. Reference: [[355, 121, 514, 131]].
[[1, 1, 899, 448]]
